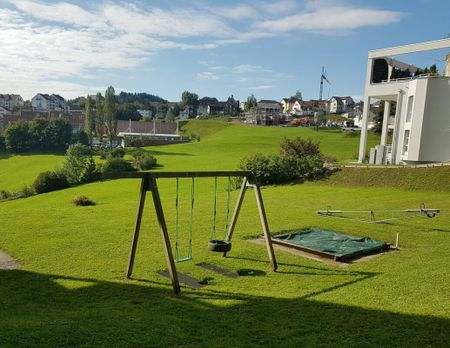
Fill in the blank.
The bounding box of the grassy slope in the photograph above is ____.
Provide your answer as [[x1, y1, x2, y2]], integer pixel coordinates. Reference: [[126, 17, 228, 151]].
[[326, 166, 450, 192], [0, 153, 64, 192], [144, 120, 379, 171], [0, 120, 378, 191], [1, 120, 449, 346]]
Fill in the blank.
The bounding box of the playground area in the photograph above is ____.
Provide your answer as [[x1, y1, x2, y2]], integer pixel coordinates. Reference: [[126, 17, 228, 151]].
[[0, 121, 449, 346], [1, 175, 449, 346]]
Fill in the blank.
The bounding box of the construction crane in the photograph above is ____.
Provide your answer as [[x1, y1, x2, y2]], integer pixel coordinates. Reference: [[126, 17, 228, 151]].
[[319, 66, 331, 101]]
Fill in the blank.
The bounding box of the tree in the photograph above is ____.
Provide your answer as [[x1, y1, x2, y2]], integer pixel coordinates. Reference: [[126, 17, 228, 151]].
[[103, 86, 117, 148], [71, 129, 90, 146], [165, 108, 176, 122], [373, 103, 385, 134], [95, 92, 104, 141], [180, 91, 199, 108], [44, 119, 72, 149], [4, 121, 30, 151], [116, 103, 141, 121], [84, 95, 93, 144], [429, 64, 438, 74], [245, 94, 257, 111], [294, 90, 303, 100], [28, 117, 48, 148], [62, 144, 97, 184]]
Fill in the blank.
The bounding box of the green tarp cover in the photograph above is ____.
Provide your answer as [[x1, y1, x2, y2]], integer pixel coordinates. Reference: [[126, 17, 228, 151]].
[[273, 228, 387, 258]]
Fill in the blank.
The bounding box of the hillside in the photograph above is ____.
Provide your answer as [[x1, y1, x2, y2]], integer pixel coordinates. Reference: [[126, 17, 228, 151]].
[[0, 119, 449, 346], [326, 166, 450, 192], [0, 120, 378, 191]]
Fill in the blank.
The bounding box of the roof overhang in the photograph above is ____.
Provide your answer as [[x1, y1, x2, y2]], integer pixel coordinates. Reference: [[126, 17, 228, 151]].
[[368, 38, 450, 59]]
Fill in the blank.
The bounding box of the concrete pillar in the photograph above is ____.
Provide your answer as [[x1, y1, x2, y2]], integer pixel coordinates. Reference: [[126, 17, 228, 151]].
[[358, 57, 374, 163], [358, 95, 371, 162], [445, 53, 450, 77], [391, 90, 404, 164], [380, 101, 391, 146]]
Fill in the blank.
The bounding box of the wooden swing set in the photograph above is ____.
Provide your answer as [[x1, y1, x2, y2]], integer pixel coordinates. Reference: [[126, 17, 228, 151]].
[[111, 171, 277, 295]]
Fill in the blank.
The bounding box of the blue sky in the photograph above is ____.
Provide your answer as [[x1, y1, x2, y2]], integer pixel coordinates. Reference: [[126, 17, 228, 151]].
[[0, 0, 449, 102]]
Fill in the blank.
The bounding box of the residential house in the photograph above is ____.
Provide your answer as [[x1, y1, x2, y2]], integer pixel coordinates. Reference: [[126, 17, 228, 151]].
[[31, 94, 67, 111], [257, 100, 281, 115], [137, 109, 153, 118], [223, 95, 240, 116], [178, 105, 194, 120], [358, 38, 450, 165], [327, 96, 355, 114], [0, 94, 24, 110], [197, 95, 239, 116], [342, 96, 355, 112], [327, 96, 344, 114]]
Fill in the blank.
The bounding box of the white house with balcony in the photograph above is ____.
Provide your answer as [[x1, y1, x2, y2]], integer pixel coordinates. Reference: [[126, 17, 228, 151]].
[[31, 93, 67, 111], [358, 38, 450, 165]]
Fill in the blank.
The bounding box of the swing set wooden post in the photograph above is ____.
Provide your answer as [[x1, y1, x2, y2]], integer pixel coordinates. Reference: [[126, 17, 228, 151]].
[[115, 171, 277, 295]]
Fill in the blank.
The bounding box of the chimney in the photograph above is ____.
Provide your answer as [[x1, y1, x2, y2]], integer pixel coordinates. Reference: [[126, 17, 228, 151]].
[[445, 53, 450, 77]]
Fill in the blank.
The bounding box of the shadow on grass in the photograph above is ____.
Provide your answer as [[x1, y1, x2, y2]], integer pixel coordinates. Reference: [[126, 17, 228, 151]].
[[0, 150, 65, 158], [0, 152, 11, 160], [0, 270, 448, 346], [146, 149, 194, 157]]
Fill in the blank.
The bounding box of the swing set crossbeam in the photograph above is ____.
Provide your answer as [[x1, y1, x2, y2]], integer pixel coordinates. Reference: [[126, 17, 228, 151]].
[[104, 171, 252, 179], [111, 171, 277, 295]]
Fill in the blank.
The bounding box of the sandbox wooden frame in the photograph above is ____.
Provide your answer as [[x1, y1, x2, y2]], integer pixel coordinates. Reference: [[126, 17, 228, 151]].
[[109, 171, 277, 295]]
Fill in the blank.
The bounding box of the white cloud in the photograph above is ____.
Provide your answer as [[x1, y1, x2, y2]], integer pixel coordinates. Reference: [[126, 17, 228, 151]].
[[197, 72, 220, 80], [255, 1, 404, 34], [261, 0, 298, 14], [0, 1, 405, 98], [249, 85, 272, 90], [232, 64, 264, 73], [203, 4, 258, 20]]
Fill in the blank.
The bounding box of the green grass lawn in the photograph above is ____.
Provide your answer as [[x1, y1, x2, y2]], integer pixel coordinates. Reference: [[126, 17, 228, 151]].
[[1, 120, 448, 347], [0, 153, 65, 192], [0, 120, 378, 192]]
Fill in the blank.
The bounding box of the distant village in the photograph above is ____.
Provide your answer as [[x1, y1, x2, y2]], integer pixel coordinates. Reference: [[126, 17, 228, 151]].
[[0, 91, 377, 144]]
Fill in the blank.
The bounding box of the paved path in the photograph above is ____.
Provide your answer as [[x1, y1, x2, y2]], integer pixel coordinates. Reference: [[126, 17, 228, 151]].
[[0, 250, 21, 270]]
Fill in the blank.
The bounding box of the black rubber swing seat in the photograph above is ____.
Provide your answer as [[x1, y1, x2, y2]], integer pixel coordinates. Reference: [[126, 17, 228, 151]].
[[208, 240, 232, 252]]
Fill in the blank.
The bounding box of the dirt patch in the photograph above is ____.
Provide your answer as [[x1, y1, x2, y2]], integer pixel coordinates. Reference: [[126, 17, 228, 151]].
[[0, 250, 22, 270]]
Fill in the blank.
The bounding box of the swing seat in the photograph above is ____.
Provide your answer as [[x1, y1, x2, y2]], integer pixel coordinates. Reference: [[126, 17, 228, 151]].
[[208, 240, 232, 252]]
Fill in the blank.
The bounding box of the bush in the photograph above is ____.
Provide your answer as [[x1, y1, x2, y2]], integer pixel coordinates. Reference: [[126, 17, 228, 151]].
[[239, 137, 326, 186], [100, 158, 136, 173], [4, 121, 30, 151], [16, 185, 35, 198], [110, 147, 125, 158], [33, 171, 70, 194], [73, 195, 96, 206], [0, 190, 13, 200], [63, 144, 97, 185], [131, 151, 157, 170], [280, 137, 320, 157], [71, 129, 90, 146]]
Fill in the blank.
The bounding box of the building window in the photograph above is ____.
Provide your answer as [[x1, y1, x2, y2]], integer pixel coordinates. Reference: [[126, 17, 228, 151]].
[[406, 96, 414, 122], [403, 129, 410, 155]]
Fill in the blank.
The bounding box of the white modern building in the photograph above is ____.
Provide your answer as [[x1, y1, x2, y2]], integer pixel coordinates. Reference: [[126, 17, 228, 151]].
[[358, 38, 450, 165]]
